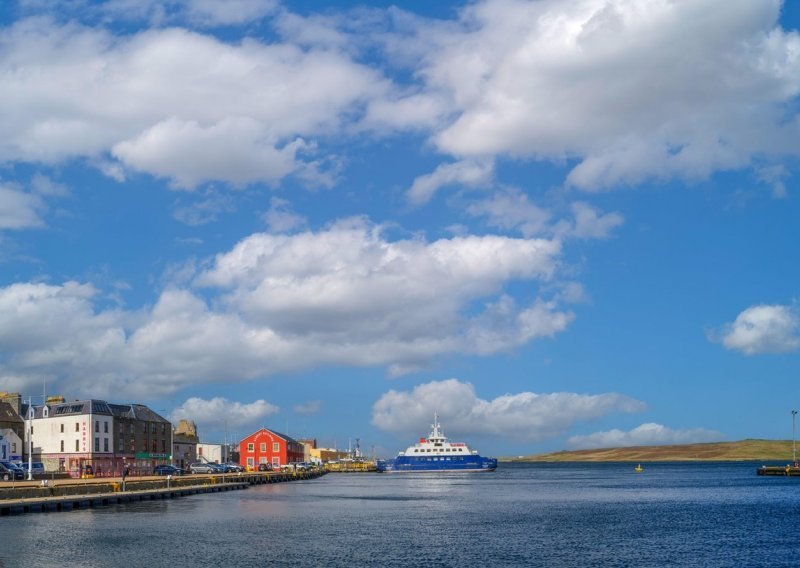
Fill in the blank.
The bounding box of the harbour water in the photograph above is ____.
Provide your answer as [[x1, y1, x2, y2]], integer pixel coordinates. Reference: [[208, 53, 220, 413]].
[[3, 462, 800, 567]]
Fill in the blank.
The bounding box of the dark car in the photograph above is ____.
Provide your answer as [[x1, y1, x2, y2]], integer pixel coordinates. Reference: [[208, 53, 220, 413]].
[[153, 464, 183, 476], [0, 461, 24, 481]]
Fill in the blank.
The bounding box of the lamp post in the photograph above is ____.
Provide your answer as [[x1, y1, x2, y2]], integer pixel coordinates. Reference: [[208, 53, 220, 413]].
[[792, 410, 797, 466]]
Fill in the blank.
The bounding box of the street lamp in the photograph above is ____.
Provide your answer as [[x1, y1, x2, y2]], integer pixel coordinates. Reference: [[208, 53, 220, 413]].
[[792, 410, 797, 466]]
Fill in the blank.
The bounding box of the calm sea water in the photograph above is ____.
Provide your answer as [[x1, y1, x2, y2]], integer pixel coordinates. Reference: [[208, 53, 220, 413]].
[[2, 462, 799, 567]]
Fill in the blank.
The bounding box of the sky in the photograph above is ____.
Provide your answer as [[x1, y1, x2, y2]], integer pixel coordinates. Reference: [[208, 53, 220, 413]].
[[1, 0, 799, 458]]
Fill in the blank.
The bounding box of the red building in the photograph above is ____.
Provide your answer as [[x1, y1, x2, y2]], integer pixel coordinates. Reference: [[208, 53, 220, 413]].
[[239, 428, 304, 470]]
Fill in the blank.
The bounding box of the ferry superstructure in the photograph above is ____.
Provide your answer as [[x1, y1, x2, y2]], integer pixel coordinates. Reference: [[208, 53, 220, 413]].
[[376, 414, 497, 473]]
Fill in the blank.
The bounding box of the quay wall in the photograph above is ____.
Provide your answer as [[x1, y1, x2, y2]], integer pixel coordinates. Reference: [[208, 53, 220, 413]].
[[0, 470, 325, 516]]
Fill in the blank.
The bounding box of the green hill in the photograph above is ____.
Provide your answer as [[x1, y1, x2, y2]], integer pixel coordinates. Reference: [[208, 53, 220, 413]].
[[506, 439, 797, 462]]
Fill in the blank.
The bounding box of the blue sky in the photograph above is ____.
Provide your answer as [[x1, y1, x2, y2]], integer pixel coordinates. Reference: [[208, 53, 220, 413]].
[[1, 0, 799, 458]]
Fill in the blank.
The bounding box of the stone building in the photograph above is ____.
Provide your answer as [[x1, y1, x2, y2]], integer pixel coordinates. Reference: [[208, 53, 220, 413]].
[[173, 419, 199, 470]]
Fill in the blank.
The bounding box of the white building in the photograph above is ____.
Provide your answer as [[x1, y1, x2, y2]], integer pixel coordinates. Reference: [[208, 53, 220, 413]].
[[26, 400, 114, 475], [197, 443, 229, 463], [0, 428, 22, 461]]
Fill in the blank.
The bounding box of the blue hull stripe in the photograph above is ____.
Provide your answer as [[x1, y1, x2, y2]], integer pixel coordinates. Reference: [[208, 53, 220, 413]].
[[377, 456, 498, 473]]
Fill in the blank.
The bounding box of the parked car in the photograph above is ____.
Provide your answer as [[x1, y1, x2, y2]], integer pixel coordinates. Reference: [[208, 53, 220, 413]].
[[189, 462, 217, 474], [28, 462, 45, 475], [224, 463, 244, 472], [0, 461, 24, 481], [257, 463, 272, 472], [153, 465, 183, 476]]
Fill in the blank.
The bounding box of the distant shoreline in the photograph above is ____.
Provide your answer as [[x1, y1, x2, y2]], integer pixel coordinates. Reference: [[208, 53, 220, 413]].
[[502, 439, 797, 463]]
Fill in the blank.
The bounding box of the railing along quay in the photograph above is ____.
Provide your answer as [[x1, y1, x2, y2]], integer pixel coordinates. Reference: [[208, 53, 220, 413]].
[[0, 470, 326, 516], [757, 464, 800, 476]]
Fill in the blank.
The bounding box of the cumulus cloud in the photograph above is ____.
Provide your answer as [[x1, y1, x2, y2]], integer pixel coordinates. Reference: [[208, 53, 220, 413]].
[[466, 190, 623, 241], [567, 422, 723, 449], [372, 379, 645, 441], [0, 221, 574, 397], [390, 0, 800, 191], [714, 303, 800, 355], [407, 160, 494, 205], [0, 18, 386, 188], [170, 396, 279, 433]]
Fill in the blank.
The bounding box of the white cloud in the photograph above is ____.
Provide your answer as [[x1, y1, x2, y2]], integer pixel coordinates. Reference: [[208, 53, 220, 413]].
[[567, 422, 723, 449], [0, 18, 386, 188], [0, 221, 575, 397], [170, 396, 279, 433], [465, 188, 551, 237], [0, 183, 46, 229], [563, 201, 624, 240], [293, 400, 322, 415], [372, 378, 645, 441], [407, 160, 493, 205], [397, 0, 800, 190], [262, 197, 307, 233], [195, 219, 565, 360], [715, 303, 800, 355]]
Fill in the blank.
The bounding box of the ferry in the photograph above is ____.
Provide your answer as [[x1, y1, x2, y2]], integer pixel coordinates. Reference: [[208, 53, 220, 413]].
[[376, 414, 497, 473]]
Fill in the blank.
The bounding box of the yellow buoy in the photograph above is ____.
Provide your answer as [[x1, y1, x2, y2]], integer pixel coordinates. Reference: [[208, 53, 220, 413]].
[[634, 464, 644, 473]]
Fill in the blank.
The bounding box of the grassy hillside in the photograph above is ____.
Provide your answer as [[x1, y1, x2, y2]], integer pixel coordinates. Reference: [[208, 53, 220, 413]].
[[506, 439, 797, 462]]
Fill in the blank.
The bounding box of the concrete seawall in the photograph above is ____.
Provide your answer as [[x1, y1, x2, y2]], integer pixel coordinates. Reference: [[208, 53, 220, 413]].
[[0, 470, 325, 516]]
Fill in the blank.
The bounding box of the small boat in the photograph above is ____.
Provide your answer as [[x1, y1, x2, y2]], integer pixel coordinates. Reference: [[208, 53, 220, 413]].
[[376, 413, 497, 473], [634, 464, 644, 473]]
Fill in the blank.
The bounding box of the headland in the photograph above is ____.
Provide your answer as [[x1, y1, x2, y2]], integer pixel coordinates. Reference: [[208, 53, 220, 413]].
[[505, 439, 795, 462]]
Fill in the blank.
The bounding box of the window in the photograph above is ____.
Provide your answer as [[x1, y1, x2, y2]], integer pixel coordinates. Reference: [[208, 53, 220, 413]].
[[75, 422, 79, 432], [118, 440, 124, 452], [95, 421, 99, 433], [75, 440, 80, 451], [119, 423, 123, 433], [152, 441, 156, 452], [259, 457, 267, 464], [130, 424, 134, 434], [247, 443, 254, 452], [104, 422, 108, 433], [151, 423, 156, 433], [246, 457, 254, 468], [260, 443, 267, 452], [162, 424, 166, 434], [162, 440, 166, 453], [60, 440, 64, 452], [104, 438, 109, 452], [273, 442, 280, 452], [94, 437, 100, 452], [60, 423, 64, 433]]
